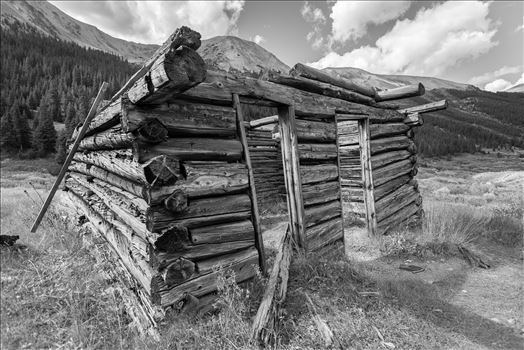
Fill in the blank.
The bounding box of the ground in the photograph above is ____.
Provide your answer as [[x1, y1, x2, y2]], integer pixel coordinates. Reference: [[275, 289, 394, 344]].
[[1, 151, 523, 349]]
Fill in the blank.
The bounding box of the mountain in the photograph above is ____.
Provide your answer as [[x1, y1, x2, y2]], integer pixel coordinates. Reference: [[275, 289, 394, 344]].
[[322, 67, 477, 91], [0, 0, 157, 63], [503, 83, 524, 93], [199, 36, 289, 76]]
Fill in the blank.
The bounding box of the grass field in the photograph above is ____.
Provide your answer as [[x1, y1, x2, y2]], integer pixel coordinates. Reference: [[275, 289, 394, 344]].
[[1, 152, 523, 349]]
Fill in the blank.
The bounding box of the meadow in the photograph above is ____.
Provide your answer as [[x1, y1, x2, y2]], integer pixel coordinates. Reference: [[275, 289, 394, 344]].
[[1, 151, 522, 349]]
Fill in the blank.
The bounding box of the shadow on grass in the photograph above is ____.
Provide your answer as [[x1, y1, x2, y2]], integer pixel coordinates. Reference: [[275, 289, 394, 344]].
[[279, 244, 523, 349]]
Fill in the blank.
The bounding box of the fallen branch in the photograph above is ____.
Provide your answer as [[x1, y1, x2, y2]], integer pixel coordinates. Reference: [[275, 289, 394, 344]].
[[251, 225, 292, 347], [457, 245, 490, 269]]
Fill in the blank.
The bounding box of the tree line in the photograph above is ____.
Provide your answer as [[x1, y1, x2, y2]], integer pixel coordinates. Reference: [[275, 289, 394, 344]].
[[0, 21, 136, 161]]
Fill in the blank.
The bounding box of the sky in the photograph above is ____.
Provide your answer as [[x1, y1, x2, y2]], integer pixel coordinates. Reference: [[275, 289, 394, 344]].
[[50, 1, 524, 91]]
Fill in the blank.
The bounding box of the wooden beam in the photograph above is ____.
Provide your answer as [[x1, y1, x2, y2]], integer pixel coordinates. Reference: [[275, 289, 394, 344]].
[[358, 118, 377, 236], [398, 99, 448, 114], [375, 83, 425, 102], [290, 63, 377, 97], [249, 115, 279, 129], [234, 94, 267, 274], [279, 106, 306, 250]]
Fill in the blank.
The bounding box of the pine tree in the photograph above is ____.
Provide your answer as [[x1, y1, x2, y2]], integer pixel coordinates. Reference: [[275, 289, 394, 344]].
[[55, 129, 67, 164], [64, 102, 77, 136], [33, 94, 57, 155], [11, 103, 32, 150], [0, 113, 18, 152]]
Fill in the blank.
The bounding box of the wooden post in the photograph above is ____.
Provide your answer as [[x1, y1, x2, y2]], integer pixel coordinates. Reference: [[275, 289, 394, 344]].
[[333, 115, 347, 240], [233, 94, 267, 274], [278, 106, 306, 250], [31, 82, 109, 233], [358, 118, 377, 236]]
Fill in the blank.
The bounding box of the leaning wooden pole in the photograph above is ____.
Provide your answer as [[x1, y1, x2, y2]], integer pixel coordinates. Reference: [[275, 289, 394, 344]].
[[251, 225, 292, 346], [31, 82, 109, 233]]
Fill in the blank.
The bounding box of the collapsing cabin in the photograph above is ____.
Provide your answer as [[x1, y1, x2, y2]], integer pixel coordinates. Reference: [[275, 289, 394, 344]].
[[61, 26, 447, 332]]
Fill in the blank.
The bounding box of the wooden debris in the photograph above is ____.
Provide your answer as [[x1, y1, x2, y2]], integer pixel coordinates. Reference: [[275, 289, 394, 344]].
[[0, 235, 19, 246], [251, 225, 292, 346], [304, 292, 343, 349], [457, 245, 490, 269]]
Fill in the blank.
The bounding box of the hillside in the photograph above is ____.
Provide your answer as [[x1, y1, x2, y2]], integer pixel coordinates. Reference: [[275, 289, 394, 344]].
[[0, 0, 157, 63]]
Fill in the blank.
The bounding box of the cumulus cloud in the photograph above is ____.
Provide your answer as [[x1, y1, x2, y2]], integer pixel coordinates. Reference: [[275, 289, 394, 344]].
[[468, 66, 523, 86], [252, 35, 265, 45], [330, 1, 411, 43], [484, 73, 524, 92], [310, 1, 497, 77], [516, 16, 524, 31], [50, 0, 245, 44], [301, 1, 327, 49]]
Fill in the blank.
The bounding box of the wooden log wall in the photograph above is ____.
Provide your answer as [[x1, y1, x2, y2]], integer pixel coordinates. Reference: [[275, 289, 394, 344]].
[[246, 122, 286, 209], [336, 117, 423, 235], [296, 115, 344, 251], [64, 96, 262, 322]]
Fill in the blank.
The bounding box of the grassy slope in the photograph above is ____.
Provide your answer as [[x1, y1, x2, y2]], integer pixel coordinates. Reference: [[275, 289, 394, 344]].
[[1, 153, 523, 349]]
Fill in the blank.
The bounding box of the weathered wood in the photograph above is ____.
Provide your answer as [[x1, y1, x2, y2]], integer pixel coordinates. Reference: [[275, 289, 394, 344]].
[[181, 70, 370, 117], [133, 137, 243, 163], [377, 201, 420, 235], [249, 115, 279, 128], [279, 105, 306, 250], [189, 220, 255, 245], [72, 98, 122, 139], [398, 100, 447, 114], [370, 135, 416, 155], [234, 93, 267, 274], [369, 123, 409, 139], [302, 181, 340, 206], [164, 191, 188, 213], [300, 164, 338, 185], [294, 119, 336, 142], [111, 26, 201, 103], [31, 82, 109, 233], [358, 118, 377, 236], [147, 194, 251, 231], [162, 258, 195, 286], [290, 63, 376, 97], [306, 216, 344, 251], [375, 83, 425, 102], [122, 101, 236, 137], [373, 159, 414, 187], [73, 149, 180, 186], [371, 150, 412, 169], [304, 200, 342, 228], [403, 113, 423, 126], [298, 143, 338, 161], [197, 246, 258, 275], [376, 187, 420, 223], [269, 74, 375, 105], [251, 226, 292, 346], [373, 175, 411, 201], [77, 123, 166, 151], [127, 45, 206, 104], [153, 248, 257, 307]]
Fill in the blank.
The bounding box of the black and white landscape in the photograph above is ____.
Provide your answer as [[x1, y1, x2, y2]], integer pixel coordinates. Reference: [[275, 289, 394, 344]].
[[1, 1, 523, 349]]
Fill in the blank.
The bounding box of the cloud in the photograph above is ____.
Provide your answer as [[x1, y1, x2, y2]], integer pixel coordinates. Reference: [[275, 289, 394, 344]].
[[301, 1, 327, 49], [330, 1, 411, 43], [50, 1, 245, 44], [468, 65, 523, 86], [301, 2, 326, 23], [252, 35, 265, 45], [484, 73, 524, 92], [310, 1, 497, 77]]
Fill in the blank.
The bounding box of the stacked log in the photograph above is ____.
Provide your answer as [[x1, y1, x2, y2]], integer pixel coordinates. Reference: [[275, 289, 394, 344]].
[[336, 120, 365, 222], [296, 116, 344, 251], [246, 122, 286, 208], [63, 37, 262, 325]]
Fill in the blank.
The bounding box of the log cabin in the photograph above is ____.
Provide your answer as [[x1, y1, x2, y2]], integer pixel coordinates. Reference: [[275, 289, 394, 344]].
[[61, 26, 447, 333]]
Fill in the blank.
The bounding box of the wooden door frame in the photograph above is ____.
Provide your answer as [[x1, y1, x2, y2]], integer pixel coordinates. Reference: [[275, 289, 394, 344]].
[[335, 114, 377, 237]]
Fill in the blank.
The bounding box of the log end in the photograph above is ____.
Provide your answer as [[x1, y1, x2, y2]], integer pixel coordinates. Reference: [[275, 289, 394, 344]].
[[165, 45, 207, 90]]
